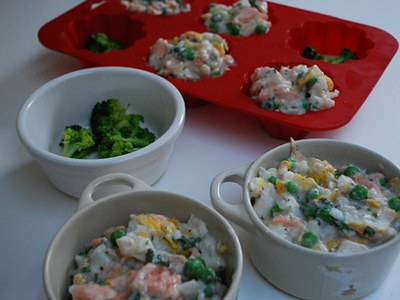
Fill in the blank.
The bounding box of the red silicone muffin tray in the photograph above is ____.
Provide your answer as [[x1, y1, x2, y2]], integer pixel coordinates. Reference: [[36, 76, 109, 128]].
[[38, 0, 398, 139]]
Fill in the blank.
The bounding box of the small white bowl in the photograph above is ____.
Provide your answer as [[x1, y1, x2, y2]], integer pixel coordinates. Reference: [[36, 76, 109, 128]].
[[211, 139, 400, 300], [43, 173, 243, 300], [17, 67, 185, 197]]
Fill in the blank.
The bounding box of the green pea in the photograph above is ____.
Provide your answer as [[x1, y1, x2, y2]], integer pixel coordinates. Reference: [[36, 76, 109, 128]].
[[305, 188, 320, 202], [344, 166, 360, 177], [270, 204, 284, 217], [209, 23, 219, 33], [196, 267, 217, 284], [255, 24, 267, 34], [306, 76, 318, 89], [182, 48, 195, 60], [285, 181, 298, 195], [281, 157, 296, 164], [184, 258, 205, 279], [379, 179, 386, 187], [301, 202, 316, 218], [349, 184, 368, 200], [280, 157, 296, 170], [110, 229, 127, 246], [301, 231, 319, 248], [267, 176, 278, 185], [388, 198, 400, 211], [320, 197, 332, 206], [211, 13, 222, 22], [227, 22, 240, 36], [317, 207, 333, 223]]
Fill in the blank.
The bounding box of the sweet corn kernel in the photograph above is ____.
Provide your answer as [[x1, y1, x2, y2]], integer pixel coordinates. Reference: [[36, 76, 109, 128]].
[[388, 178, 400, 197], [346, 237, 366, 245], [366, 199, 381, 208], [278, 160, 292, 170], [326, 191, 339, 202], [319, 74, 334, 91], [327, 240, 341, 250], [276, 180, 285, 195], [216, 242, 227, 255], [213, 42, 225, 56], [296, 66, 320, 87]]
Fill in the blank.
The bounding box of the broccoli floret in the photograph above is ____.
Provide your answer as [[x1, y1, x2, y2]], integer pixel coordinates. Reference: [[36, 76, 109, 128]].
[[86, 32, 124, 54], [90, 99, 156, 158], [302, 46, 358, 64], [302, 46, 323, 60], [90, 98, 128, 141], [97, 130, 136, 158], [108, 38, 124, 50], [329, 48, 359, 64], [97, 128, 155, 158], [59, 125, 96, 159]]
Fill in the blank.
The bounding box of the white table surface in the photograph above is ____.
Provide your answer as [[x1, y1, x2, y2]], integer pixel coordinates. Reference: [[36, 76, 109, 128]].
[[1, 0, 400, 299]]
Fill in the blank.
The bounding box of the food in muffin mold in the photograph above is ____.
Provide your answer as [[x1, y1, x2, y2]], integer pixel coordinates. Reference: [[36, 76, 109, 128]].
[[149, 31, 235, 81], [121, 0, 190, 15], [250, 64, 339, 115], [202, 0, 271, 36]]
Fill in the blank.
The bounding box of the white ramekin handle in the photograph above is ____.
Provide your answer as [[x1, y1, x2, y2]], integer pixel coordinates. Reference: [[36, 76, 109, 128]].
[[77, 173, 153, 210], [210, 164, 255, 234]]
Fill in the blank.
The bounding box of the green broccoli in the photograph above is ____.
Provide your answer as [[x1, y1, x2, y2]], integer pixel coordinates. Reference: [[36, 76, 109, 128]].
[[302, 46, 358, 64], [59, 125, 96, 159], [97, 128, 155, 158], [86, 32, 124, 54], [90, 98, 156, 158]]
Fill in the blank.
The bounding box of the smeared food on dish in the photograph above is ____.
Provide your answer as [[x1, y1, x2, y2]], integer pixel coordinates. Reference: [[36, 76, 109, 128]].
[[121, 0, 190, 15], [69, 214, 229, 299], [250, 64, 339, 115], [202, 0, 271, 36], [149, 31, 235, 81], [249, 139, 400, 253]]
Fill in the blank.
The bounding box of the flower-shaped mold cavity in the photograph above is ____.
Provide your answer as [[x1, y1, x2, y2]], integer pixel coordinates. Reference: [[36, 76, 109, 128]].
[[61, 13, 145, 51], [287, 21, 374, 60]]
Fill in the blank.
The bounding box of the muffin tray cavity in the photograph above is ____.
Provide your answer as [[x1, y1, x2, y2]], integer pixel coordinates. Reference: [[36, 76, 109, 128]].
[[39, 0, 398, 139]]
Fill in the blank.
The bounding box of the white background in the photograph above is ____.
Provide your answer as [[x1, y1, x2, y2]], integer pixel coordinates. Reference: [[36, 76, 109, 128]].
[[1, 0, 400, 299]]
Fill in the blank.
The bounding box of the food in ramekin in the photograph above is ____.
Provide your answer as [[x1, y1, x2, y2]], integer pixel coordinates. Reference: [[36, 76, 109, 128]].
[[250, 64, 339, 115], [121, 0, 190, 15], [69, 213, 228, 300], [148, 31, 235, 81], [202, 0, 271, 36], [248, 139, 400, 253]]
